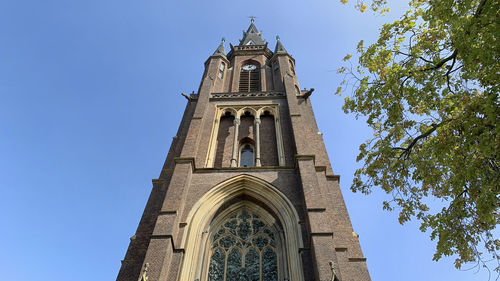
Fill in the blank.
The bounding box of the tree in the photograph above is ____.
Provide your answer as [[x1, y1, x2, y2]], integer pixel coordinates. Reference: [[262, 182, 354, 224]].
[[337, 0, 499, 275]]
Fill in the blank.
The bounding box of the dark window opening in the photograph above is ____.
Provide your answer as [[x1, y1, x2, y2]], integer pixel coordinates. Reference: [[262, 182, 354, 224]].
[[289, 59, 295, 75]]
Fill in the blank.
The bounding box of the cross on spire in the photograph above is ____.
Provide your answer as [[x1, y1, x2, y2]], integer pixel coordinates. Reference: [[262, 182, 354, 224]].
[[239, 18, 265, 45]]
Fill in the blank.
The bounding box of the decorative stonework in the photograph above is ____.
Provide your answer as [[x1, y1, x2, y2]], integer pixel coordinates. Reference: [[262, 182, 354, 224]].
[[207, 209, 280, 281], [205, 104, 285, 168], [139, 263, 149, 281], [178, 175, 304, 281], [210, 91, 285, 99]]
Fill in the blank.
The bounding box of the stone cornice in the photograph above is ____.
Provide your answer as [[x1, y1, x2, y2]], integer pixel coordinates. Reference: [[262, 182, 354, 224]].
[[227, 43, 273, 60], [210, 91, 285, 100]]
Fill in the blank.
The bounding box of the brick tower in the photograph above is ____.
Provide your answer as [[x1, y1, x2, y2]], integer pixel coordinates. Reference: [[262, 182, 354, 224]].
[[116, 20, 371, 281]]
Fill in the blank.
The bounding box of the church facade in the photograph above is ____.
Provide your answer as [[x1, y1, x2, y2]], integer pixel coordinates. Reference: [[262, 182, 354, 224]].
[[116, 21, 371, 281]]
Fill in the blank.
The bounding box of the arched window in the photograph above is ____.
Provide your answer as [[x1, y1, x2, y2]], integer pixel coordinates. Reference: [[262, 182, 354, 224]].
[[239, 64, 260, 92], [178, 175, 304, 281], [207, 208, 280, 281], [289, 59, 295, 75], [240, 144, 254, 167]]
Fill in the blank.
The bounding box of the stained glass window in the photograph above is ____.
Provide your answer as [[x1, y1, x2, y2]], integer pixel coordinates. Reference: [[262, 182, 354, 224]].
[[207, 209, 279, 281]]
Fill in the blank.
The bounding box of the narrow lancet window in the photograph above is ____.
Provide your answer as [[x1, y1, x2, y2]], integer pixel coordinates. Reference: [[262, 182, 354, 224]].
[[240, 144, 254, 167]]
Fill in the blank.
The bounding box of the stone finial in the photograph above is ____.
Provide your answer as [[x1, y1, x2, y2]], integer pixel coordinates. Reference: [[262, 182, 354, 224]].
[[274, 37, 288, 54], [212, 40, 226, 57], [329, 260, 338, 281], [139, 263, 149, 281]]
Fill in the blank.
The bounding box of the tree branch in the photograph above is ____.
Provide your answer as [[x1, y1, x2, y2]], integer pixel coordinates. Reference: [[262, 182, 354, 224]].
[[393, 120, 450, 160], [422, 50, 458, 72]]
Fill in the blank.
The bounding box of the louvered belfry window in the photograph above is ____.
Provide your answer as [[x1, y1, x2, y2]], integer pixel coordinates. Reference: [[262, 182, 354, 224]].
[[239, 64, 260, 92]]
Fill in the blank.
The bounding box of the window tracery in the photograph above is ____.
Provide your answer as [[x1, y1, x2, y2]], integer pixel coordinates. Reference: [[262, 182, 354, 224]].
[[207, 209, 279, 281]]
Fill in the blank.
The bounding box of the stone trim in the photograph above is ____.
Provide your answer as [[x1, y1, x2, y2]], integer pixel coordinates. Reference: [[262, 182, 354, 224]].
[[152, 178, 168, 184], [205, 103, 285, 168], [178, 175, 305, 281], [174, 157, 195, 164], [120, 259, 136, 265], [348, 257, 368, 262], [294, 154, 315, 164], [307, 208, 327, 212], [315, 166, 327, 172], [201, 202, 288, 281], [326, 174, 341, 182], [158, 211, 178, 215], [310, 232, 334, 237], [210, 91, 285, 100], [150, 235, 185, 253], [195, 166, 295, 172]]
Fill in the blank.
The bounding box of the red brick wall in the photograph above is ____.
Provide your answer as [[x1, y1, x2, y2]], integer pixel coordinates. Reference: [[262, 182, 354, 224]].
[[260, 114, 278, 166], [214, 115, 234, 168]]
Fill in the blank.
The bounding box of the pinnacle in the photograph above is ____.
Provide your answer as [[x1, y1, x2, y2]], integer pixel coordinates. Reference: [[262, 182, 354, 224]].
[[212, 38, 226, 56], [274, 35, 287, 54], [239, 19, 266, 46]]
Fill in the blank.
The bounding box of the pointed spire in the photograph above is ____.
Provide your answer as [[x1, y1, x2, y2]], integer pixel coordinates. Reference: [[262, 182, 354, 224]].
[[212, 37, 226, 57], [239, 19, 266, 46], [274, 35, 288, 54]]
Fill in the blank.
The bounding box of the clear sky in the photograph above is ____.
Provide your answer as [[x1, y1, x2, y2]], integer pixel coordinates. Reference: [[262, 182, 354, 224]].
[[0, 0, 489, 280]]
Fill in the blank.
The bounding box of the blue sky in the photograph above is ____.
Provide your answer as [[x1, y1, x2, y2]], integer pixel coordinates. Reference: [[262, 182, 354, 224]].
[[0, 0, 489, 280]]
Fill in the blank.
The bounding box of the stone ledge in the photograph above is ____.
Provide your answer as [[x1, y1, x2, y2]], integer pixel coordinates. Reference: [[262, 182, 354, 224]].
[[158, 211, 178, 215], [348, 257, 367, 262], [150, 235, 185, 253], [295, 154, 315, 160], [174, 157, 196, 164], [307, 208, 327, 212], [152, 178, 168, 184], [310, 232, 333, 237], [195, 166, 295, 172], [325, 174, 341, 181]]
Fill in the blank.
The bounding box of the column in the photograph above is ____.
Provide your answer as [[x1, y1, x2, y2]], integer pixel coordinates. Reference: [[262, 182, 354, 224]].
[[230, 116, 240, 167], [274, 115, 285, 166], [254, 117, 261, 167]]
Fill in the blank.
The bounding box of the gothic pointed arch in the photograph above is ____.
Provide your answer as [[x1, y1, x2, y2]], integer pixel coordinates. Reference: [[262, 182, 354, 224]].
[[179, 175, 304, 281]]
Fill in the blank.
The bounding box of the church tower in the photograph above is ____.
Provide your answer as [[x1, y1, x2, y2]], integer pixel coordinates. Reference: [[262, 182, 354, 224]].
[[116, 20, 371, 281]]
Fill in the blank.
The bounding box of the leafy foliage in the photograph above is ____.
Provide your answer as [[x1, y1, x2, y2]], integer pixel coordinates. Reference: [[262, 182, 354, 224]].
[[339, 0, 500, 274]]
